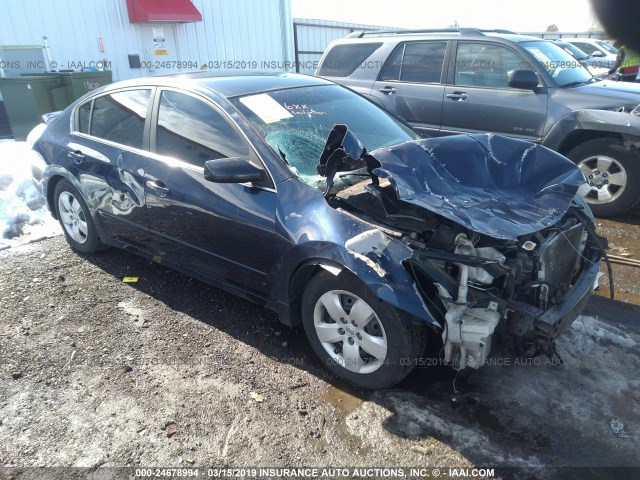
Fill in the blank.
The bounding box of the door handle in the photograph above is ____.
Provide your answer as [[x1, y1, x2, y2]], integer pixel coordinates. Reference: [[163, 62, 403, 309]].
[[378, 86, 397, 95], [145, 180, 170, 197], [446, 92, 468, 101], [67, 150, 85, 164]]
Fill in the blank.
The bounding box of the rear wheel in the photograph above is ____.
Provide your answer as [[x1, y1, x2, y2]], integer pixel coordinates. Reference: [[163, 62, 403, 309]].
[[567, 138, 640, 217], [301, 271, 425, 389], [54, 179, 101, 253]]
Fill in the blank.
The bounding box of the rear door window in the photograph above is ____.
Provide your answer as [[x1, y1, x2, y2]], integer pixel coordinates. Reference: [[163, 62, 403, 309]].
[[89, 89, 151, 149], [380, 42, 447, 83], [318, 43, 382, 77]]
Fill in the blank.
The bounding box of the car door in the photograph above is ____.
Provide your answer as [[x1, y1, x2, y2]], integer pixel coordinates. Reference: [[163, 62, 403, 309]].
[[69, 88, 152, 246], [441, 42, 548, 141], [371, 41, 448, 137], [144, 88, 278, 297]]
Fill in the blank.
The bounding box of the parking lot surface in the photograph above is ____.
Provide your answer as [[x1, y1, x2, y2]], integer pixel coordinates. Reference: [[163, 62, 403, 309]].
[[595, 209, 640, 304], [0, 232, 638, 480]]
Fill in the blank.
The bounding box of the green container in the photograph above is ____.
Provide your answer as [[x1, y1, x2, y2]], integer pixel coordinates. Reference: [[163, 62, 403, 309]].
[[0, 71, 112, 140], [60, 71, 113, 102], [0, 76, 56, 140], [21, 74, 71, 110]]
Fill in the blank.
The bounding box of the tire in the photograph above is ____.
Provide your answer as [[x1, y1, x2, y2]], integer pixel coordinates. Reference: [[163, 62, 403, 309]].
[[301, 271, 426, 389], [54, 179, 101, 254], [567, 138, 640, 217]]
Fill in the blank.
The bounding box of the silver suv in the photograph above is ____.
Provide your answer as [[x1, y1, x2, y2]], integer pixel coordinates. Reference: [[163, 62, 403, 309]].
[[317, 28, 640, 217]]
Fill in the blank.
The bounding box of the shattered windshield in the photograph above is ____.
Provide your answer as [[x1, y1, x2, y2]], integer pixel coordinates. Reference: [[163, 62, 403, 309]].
[[232, 85, 419, 189], [521, 40, 594, 87]]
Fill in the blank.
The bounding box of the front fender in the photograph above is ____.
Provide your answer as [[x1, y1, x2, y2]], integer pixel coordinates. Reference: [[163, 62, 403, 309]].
[[274, 237, 441, 330], [269, 177, 440, 329], [543, 109, 640, 151]]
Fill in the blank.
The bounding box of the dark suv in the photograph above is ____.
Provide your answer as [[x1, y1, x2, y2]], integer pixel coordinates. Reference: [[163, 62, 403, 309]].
[[317, 28, 640, 217]]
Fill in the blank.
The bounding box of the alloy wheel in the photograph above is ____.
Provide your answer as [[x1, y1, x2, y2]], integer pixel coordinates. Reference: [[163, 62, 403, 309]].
[[58, 191, 89, 244], [577, 155, 627, 205], [313, 290, 388, 374]]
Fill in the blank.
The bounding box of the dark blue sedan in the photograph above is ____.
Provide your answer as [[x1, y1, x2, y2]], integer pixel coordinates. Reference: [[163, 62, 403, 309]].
[[30, 73, 605, 388]]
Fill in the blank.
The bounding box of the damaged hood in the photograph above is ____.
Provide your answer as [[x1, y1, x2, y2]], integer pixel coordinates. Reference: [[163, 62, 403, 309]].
[[370, 134, 585, 241]]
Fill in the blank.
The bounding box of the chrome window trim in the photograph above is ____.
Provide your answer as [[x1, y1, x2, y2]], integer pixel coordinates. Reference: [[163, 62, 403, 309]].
[[69, 131, 152, 157]]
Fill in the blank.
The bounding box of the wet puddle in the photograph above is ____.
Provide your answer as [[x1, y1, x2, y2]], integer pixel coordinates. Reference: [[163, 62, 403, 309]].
[[321, 384, 365, 415], [314, 384, 369, 452]]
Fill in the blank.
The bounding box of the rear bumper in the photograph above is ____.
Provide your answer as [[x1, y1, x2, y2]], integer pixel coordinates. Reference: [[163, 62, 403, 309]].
[[30, 149, 47, 196]]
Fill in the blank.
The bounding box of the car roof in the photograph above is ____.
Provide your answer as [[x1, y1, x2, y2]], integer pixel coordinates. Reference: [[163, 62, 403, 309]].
[[96, 72, 333, 99], [565, 38, 606, 43], [486, 32, 542, 43], [342, 29, 543, 44]]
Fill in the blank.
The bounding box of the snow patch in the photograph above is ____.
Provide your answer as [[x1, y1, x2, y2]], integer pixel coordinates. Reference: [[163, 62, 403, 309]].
[[0, 140, 60, 248], [371, 392, 544, 468], [568, 315, 637, 350]]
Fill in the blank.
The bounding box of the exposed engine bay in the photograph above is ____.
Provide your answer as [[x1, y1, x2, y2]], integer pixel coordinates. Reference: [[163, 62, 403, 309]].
[[319, 125, 609, 370]]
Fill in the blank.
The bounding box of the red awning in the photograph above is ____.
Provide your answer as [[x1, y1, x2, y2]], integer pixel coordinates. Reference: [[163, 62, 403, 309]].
[[126, 0, 202, 23]]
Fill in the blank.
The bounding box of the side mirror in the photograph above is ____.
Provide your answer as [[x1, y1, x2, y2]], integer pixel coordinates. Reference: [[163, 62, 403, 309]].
[[204, 157, 265, 183], [590, 51, 605, 58], [508, 69, 539, 90]]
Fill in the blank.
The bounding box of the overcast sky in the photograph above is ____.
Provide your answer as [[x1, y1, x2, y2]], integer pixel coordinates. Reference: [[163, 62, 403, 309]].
[[291, 0, 600, 32]]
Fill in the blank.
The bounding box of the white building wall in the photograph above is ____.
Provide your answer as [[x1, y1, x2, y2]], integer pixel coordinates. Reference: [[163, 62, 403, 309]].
[[177, 0, 294, 71], [0, 0, 294, 81], [293, 19, 393, 74]]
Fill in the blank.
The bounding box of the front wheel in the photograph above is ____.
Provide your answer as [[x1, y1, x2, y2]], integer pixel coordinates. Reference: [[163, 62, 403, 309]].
[[567, 138, 640, 217], [54, 179, 101, 253], [301, 271, 426, 389]]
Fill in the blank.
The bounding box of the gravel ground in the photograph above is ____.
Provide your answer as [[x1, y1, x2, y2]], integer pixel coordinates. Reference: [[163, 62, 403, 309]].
[[0, 236, 639, 480], [595, 209, 640, 304]]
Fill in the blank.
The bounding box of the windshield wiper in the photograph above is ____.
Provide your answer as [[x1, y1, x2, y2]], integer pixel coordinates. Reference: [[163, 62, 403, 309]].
[[277, 146, 289, 165], [562, 79, 591, 88]]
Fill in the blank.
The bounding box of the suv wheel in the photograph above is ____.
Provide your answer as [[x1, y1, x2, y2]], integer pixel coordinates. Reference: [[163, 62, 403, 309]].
[[567, 138, 640, 217], [301, 271, 425, 389]]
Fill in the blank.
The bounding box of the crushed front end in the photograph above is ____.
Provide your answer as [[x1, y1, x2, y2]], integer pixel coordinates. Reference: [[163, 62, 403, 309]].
[[408, 204, 604, 370], [321, 128, 608, 371]]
